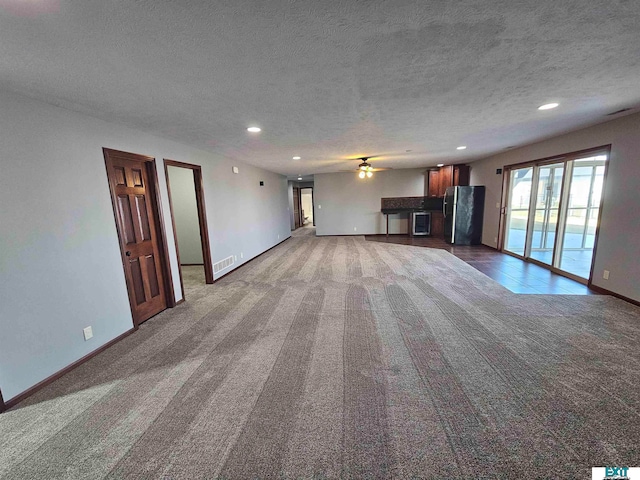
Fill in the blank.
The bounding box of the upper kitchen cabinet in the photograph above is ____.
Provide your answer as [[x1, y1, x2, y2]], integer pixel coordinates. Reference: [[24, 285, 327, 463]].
[[427, 164, 470, 197], [427, 169, 440, 198]]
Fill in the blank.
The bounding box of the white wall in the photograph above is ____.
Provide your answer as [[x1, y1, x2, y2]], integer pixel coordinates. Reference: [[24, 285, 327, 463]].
[[469, 112, 640, 302], [167, 166, 203, 264], [0, 90, 290, 401], [314, 169, 426, 235]]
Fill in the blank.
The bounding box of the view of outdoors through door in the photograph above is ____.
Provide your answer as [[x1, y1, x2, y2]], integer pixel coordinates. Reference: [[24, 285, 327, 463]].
[[529, 163, 564, 266], [558, 156, 606, 278], [503, 151, 608, 281], [504, 167, 533, 256]]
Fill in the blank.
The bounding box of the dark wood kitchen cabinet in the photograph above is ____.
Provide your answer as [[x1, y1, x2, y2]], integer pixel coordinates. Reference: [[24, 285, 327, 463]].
[[427, 164, 470, 197], [428, 170, 440, 198], [453, 164, 470, 187], [430, 211, 444, 236]]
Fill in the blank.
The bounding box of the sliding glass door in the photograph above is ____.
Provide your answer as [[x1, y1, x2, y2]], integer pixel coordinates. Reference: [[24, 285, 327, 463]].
[[502, 150, 608, 282], [504, 167, 532, 256], [529, 163, 564, 266], [556, 156, 607, 278]]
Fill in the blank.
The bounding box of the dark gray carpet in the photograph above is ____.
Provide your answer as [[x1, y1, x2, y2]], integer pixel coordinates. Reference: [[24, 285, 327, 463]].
[[1, 229, 639, 479]]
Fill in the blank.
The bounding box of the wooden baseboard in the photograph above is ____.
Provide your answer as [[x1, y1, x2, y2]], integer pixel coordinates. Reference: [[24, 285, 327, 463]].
[[2, 328, 135, 412], [587, 284, 640, 307], [214, 236, 291, 283]]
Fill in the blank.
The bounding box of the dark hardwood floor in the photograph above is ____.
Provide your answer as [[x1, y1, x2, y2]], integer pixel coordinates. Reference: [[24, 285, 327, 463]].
[[365, 234, 597, 295]]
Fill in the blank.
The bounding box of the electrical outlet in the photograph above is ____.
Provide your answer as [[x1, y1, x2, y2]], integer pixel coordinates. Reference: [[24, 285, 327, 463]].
[[83, 326, 93, 341], [278, 234, 280, 239], [318, 205, 321, 209], [234, 255, 237, 261], [494, 237, 498, 244], [240, 252, 243, 259], [603, 270, 610, 280], [496, 203, 501, 209], [354, 227, 357, 231]]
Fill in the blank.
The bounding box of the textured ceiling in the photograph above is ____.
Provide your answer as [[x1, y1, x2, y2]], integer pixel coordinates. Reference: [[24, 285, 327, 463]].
[[1, 0, 639, 178]]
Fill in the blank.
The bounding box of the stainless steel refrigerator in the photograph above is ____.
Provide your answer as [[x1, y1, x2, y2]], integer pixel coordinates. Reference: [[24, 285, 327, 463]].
[[443, 186, 485, 245]]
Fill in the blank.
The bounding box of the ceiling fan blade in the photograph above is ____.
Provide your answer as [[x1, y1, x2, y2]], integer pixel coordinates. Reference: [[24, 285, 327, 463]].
[[337, 167, 392, 172]]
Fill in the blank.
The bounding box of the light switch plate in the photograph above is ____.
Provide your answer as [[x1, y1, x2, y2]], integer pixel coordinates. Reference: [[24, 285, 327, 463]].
[[83, 326, 93, 341]]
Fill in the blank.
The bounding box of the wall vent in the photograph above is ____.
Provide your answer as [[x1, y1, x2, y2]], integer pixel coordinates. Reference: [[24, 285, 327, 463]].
[[213, 255, 234, 274]]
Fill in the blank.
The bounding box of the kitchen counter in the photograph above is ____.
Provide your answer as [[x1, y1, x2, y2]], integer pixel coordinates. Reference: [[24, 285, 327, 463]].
[[380, 197, 444, 235], [381, 196, 443, 214]]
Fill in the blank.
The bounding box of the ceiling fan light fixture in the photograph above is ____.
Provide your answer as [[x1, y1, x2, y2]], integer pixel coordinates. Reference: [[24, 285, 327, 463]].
[[356, 157, 375, 178]]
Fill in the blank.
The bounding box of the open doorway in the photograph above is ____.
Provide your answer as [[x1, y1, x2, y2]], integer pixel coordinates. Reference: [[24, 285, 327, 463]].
[[300, 187, 314, 226], [164, 160, 214, 300]]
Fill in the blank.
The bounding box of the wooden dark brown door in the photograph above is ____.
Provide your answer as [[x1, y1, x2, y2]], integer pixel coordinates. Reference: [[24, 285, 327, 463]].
[[104, 149, 169, 326], [293, 187, 302, 229]]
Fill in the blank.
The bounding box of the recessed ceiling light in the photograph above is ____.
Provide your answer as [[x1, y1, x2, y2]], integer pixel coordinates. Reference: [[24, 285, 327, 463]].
[[247, 126, 261, 132], [456, 146, 467, 150], [293, 156, 301, 160], [538, 103, 559, 110], [437, 163, 445, 167]]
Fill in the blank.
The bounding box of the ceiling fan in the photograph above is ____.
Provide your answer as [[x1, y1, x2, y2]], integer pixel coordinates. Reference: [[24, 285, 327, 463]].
[[341, 156, 392, 178]]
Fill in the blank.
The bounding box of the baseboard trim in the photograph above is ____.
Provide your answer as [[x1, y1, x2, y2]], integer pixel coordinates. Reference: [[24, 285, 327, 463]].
[[0, 388, 6, 413], [2, 328, 135, 412], [214, 236, 291, 283], [364, 233, 411, 236], [316, 233, 370, 237], [587, 284, 640, 307]]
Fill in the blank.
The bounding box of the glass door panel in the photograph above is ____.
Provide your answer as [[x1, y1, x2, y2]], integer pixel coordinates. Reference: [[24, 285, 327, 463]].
[[529, 163, 564, 265], [504, 167, 533, 256], [558, 158, 606, 278]]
